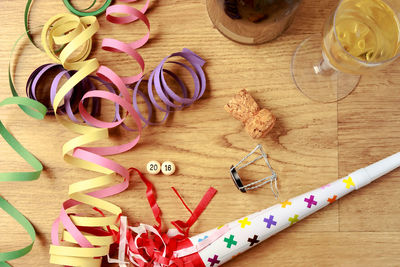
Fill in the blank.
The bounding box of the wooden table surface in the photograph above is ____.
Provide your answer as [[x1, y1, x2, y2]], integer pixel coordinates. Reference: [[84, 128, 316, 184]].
[[1, 0, 400, 266]]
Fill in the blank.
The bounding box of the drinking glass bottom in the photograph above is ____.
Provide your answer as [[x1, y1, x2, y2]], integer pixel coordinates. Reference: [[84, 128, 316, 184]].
[[291, 34, 361, 103]]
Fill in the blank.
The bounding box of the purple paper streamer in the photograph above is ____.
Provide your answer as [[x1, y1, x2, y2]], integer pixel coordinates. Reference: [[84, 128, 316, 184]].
[[131, 48, 207, 126], [26, 49, 206, 128]]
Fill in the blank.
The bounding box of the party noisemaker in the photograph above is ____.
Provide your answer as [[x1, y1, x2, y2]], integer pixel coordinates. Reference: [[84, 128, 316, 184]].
[[171, 152, 400, 266]]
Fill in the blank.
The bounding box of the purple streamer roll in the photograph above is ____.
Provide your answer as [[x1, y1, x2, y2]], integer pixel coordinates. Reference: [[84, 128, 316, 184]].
[[131, 48, 207, 126], [26, 49, 207, 127]]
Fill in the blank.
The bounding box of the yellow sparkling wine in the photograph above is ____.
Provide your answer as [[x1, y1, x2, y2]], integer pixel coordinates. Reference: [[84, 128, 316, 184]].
[[323, 0, 400, 73]]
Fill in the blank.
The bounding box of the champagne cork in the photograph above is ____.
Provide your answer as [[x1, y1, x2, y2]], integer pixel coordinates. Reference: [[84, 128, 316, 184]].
[[224, 89, 276, 138]]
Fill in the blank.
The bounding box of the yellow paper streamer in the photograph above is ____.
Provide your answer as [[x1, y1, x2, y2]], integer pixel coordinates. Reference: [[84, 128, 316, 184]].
[[40, 14, 125, 266]]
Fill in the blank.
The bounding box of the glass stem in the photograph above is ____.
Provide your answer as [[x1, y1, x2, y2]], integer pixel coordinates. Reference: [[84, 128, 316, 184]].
[[313, 58, 336, 76]]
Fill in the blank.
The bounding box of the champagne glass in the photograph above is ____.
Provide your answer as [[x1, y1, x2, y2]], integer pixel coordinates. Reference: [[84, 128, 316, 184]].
[[291, 0, 400, 102]]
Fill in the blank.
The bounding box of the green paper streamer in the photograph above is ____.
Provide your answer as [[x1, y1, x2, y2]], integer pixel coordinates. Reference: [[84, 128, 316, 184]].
[[0, 197, 36, 265], [0, 30, 47, 266], [24, 0, 35, 46], [63, 0, 112, 17]]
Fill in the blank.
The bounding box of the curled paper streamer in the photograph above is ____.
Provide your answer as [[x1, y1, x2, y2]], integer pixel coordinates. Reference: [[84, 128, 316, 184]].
[[26, 63, 102, 118], [97, 0, 150, 86], [131, 49, 207, 125], [24, 0, 108, 48], [26, 63, 137, 126], [97, 0, 154, 130], [110, 168, 220, 267], [0, 96, 43, 266], [107, 216, 129, 266], [26, 63, 147, 134], [64, 0, 113, 17], [39, 13, 142, 266], [0, 197, 36, 267], [24, 0, 35, 46], [0, 31, 47, 266], [106, 0, 150, 24], [29, 3, 208, 266], [170, 153, 400, 266], [27, 0, 152, 128]]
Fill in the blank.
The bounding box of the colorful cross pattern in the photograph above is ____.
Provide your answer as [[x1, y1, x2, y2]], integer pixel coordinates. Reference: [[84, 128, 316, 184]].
[[304, 195, 317, 208], [208, 255, 220, 266], [248, 235, 260, 246], [198, 235, 208, 242], [281, 200, 292, 208], [289, 214, 299, 225], [238, 217, 251, 228], [343, 176, 355, 189], [200, 175, 367, 263], [224, 235, 238, 248], [327, 195, 337, 203], [263, 215, 277, 228]]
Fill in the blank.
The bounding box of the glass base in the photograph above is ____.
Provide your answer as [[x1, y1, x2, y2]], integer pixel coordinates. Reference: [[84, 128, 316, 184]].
[[291, 34, 361, 103]]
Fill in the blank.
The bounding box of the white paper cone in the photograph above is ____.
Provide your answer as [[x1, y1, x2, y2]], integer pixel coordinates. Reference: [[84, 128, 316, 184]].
[[181, 152, 400, 266]]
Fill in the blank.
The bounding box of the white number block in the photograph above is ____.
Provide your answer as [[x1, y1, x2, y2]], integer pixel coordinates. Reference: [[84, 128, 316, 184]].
[[146, 160, 161, 175], [161, 161, 175, 176]]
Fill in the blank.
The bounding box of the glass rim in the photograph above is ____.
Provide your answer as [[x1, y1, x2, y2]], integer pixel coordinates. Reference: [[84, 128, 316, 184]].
[[333, 0, 400, 66]]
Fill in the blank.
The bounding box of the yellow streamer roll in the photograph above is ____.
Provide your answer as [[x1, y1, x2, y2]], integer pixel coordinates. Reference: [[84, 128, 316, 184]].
[[41, 14, 126, 266]]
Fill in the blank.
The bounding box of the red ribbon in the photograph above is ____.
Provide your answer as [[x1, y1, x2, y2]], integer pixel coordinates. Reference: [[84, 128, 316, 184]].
[[171, 188, 217, 236], [117, 168, 215, 266]]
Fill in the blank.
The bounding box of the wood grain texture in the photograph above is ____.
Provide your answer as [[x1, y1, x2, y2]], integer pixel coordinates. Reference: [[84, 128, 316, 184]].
[[0, 0, 399, 266]]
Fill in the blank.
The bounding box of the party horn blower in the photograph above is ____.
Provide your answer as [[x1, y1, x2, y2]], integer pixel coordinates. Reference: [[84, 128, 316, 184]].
[[172, 152, 400, 266]]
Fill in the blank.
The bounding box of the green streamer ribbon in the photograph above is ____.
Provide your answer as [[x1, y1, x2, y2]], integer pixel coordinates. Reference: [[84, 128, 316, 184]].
[[0, 197, 36, 267], [24, 0, 35, 46], [63, 0, 112, 16], [0, 29, 47, 266]]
